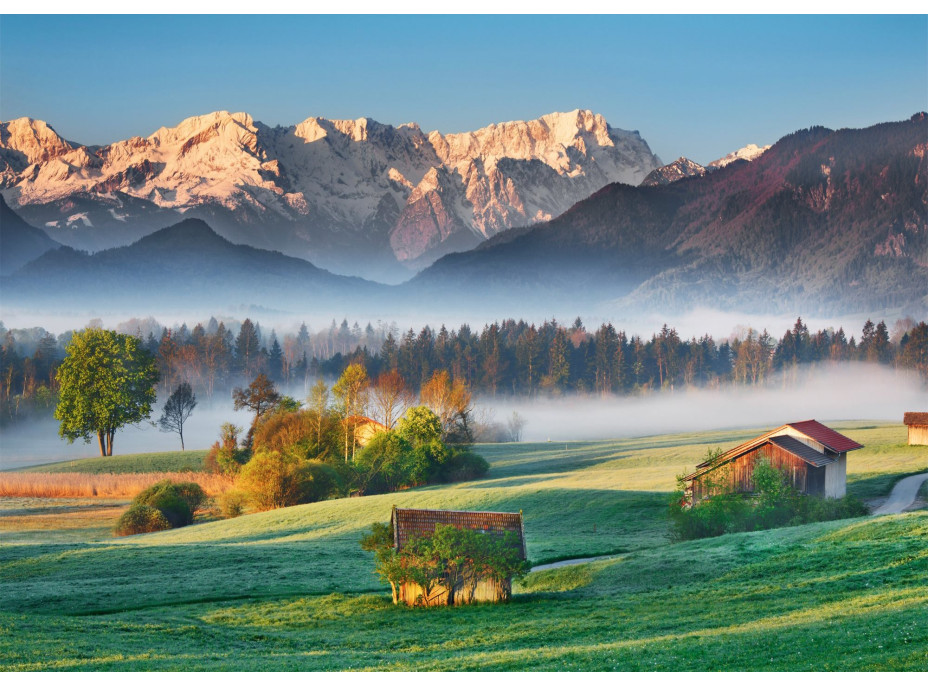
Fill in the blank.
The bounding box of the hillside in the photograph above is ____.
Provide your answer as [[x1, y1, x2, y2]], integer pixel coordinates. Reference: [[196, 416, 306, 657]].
[[1, 215, 383, 312], [415, 114, 928, 317], [1, 423, 925, 670], [0, 194, 60, 276]]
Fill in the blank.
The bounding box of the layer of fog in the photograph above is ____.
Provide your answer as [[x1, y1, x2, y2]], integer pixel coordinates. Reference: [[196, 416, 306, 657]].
[[480, 363, 927, 443], [2, 363, 924, 471]]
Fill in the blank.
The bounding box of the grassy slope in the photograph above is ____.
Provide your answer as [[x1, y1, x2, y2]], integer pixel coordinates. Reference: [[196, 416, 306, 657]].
[[16, 451, 209, 474], [1, 421, 926, 671]]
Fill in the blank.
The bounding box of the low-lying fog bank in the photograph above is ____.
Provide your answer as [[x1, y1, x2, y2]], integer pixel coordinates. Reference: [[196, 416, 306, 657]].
[[480, 363, 926, 442], [1, 363, 924, 470]]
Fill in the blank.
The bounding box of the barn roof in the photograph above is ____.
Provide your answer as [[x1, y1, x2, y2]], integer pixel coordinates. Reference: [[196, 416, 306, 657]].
[[786, 420, 863, 453], [391, 507, 526, 559], [769, 435, 837, 467], [903, 412, 928, 426]]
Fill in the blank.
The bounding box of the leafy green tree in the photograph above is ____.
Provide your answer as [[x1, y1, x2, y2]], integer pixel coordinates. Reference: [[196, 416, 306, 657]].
[[55, 328, 159, 456]]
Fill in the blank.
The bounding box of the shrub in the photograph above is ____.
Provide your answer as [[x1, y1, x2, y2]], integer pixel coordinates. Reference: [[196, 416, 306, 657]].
[[670, 459, 871, 541], [133, 479, 206, 527], [217, 489, 249, 518], [361, 522, 529, 606], [114, 504, 171, 536], [205, 423, 249, 475], [236, 450, 339, 511]]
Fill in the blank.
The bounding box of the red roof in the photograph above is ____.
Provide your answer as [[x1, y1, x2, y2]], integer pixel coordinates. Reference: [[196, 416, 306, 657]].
[[787, 420, 863, 453]]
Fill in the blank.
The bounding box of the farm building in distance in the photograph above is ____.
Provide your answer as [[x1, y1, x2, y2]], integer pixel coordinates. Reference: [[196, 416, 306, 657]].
[[352, 416, 387, 447], [390, 507, 526, 607], [903, 412, 928, 446], [684, 420, 863, 504]]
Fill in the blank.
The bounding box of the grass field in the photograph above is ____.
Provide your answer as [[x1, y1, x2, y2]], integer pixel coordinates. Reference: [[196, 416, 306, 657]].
[[15, 450, 209, 474], [1, 421, 925, 671]]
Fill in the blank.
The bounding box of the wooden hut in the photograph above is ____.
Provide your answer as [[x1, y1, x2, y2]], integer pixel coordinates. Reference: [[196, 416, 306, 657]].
[[390, 507, 526, 606], [903, 412, 928, 446], [683, 420, 863, 504]]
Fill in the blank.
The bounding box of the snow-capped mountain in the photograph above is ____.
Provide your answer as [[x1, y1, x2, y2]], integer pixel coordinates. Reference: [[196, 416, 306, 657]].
[[708, 143, 771, 170], [639, 157, 707, 186], [0, 109, 662, 278]]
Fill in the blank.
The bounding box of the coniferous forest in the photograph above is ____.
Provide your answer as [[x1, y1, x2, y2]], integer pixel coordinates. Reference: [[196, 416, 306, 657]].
[[3, 315, 926, 427]]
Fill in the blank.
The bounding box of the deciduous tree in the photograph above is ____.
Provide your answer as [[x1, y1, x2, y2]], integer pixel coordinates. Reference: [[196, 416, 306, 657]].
[[55, 328, 159, 456]]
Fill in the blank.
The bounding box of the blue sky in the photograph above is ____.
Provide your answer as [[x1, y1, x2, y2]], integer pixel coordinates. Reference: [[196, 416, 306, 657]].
[[1, 15, 926, 163]]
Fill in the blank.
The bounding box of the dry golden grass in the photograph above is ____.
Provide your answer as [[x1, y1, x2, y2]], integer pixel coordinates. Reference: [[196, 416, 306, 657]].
[[0, 471, 233, 498]]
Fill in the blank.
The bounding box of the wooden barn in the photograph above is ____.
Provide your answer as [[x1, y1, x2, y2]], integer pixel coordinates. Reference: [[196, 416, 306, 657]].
[[903, 412, 928, 446], [390, 507, 526, 607], [684, 420, 863, 504]]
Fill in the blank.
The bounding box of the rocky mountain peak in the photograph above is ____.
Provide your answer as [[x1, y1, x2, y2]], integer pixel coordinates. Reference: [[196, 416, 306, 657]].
[[1, 108, 663, 277]]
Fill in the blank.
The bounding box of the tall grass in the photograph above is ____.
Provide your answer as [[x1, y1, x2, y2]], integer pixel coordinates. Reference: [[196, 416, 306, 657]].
[[0, 471, 232, 498]]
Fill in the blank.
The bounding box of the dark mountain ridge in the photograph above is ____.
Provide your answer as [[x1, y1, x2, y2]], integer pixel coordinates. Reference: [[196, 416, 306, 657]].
[[2, 215, 384, 313], [0, 195, 60, 276]]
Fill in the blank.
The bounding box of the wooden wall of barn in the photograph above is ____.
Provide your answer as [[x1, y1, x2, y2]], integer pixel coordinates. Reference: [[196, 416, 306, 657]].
[[691, 443, 822, 500], [395, 578, 512, 607], [908, 425, 928, 446]]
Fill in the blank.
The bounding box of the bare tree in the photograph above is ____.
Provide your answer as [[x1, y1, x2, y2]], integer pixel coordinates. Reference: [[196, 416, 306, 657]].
[[371, 370, 414, 429], [506, 411, 526, 442], [158, 382, 197, 451]]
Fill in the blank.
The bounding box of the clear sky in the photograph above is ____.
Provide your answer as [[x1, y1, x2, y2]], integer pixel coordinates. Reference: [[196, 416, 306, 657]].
[[1, 14, 926, 163]]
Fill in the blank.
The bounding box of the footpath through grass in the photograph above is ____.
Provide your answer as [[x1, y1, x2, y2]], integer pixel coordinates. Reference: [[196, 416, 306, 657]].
[[0, 421, 925, 670]]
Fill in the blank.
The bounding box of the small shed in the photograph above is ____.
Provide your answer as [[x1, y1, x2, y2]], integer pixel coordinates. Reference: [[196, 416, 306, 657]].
[[903, 412, 928, 446], [390, 507, 526, 606], [684, 419, 863, 504]]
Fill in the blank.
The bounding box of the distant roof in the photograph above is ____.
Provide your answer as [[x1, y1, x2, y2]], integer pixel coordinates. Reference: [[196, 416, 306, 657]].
[[786, 420, 864, 453], [391, 508, 526, 559], [769, 435, 836, 467], [903, 412, 928, 426]]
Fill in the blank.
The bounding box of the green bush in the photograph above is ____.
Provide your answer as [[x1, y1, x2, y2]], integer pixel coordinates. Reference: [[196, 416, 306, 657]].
[[670, 459, 871, 541], [114, 504, 171, 536], [361, 522, 529, 606], [133, 480, 206, 528]]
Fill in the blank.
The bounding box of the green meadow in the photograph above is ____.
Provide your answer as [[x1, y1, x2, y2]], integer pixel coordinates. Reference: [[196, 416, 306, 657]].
[[1, 422, 926, 671]]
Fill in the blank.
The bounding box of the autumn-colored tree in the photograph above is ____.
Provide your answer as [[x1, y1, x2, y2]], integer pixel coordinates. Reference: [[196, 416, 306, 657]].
[[233, 373, 281, 447], [371, 369, 414, 429]]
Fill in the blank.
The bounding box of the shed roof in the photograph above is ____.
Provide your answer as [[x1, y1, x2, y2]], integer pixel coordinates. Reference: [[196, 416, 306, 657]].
[[903, 412, 928, 426], [391, 508, 526, 559], [786, 420, 863, 453], [769, 435, 837, 467]]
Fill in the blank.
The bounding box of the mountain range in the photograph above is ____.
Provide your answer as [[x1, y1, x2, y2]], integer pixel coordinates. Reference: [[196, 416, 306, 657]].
[[0, 109, 661, 281], [1, 112, 925, 321]]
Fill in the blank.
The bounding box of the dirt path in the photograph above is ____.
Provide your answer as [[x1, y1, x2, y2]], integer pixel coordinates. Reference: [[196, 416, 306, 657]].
[[872, 472, 928, 516], [531, 554, 619, 573]]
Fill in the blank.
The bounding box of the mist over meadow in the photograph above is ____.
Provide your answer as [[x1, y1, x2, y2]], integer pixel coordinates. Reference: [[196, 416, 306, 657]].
[[2, 363, 923, 471]]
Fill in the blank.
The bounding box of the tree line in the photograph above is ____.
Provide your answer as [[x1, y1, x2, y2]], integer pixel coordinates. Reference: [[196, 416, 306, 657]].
[[2, 315, 926, 425]]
